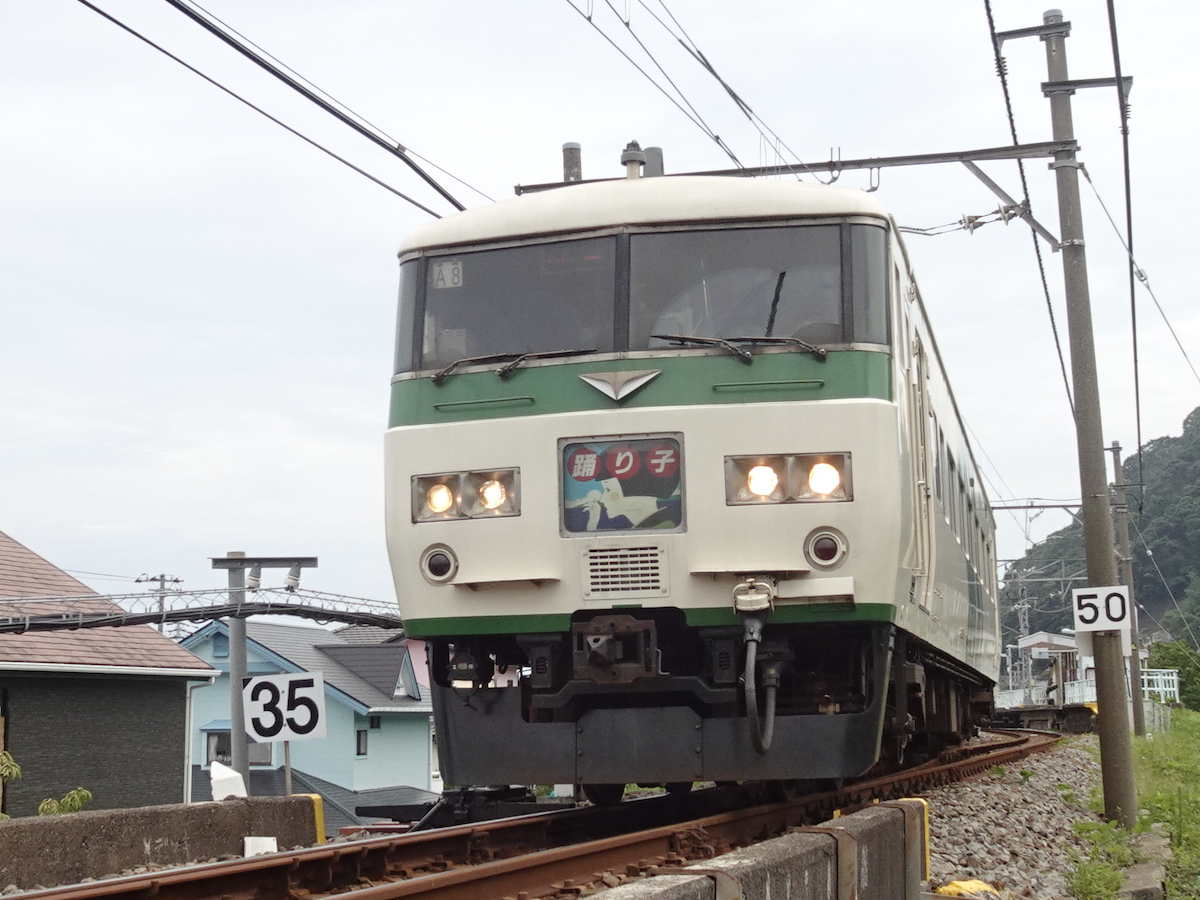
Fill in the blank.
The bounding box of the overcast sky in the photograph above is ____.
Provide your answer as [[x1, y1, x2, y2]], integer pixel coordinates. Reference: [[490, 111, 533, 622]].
[[2, 0, 1196, 608]]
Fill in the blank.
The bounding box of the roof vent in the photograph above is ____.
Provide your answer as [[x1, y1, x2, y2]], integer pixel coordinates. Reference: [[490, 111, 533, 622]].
[[621, 140, 646, 179]]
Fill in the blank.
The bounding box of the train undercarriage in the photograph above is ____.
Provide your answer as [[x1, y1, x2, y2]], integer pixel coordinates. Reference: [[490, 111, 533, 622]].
[[427, 610, 993, 799]]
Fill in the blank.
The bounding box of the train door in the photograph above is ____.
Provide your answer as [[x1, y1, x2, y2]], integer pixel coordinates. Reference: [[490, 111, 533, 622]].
[[907, 336, 933, 606]]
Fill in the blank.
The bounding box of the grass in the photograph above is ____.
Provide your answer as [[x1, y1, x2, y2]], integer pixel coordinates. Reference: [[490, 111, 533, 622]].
[[1133, 708, 1200, 899]]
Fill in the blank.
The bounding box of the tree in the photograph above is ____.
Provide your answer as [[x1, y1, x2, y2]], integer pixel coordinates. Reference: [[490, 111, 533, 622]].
[[1147, 641, 1200, 711]]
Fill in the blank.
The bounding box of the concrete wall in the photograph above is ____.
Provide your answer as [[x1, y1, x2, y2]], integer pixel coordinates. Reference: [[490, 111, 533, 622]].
[[600, 801, 924, 900], [0, 795, 322, 889], [0, 674, 189, 817]]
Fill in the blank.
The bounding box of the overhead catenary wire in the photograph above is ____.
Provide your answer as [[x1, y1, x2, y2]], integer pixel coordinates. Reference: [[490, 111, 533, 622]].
[[73, 0, 443, 219], [1080, 165, 1200, 390], [1131, 520, 1200, 652], [178, 0, 494, 203], [562, 0, 744, 169], [982, 0, 1074, 417], [632, 0, 832, 183], [1104, 0, 1145, 514], [158, 0, 464, 212]]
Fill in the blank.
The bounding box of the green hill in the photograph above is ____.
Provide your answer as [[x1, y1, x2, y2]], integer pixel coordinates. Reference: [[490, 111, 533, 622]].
[[1001, 406, 1200, 645]]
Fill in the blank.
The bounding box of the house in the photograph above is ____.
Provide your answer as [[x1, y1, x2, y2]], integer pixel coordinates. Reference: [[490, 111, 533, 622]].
[[180, 619, 437, 828], [0, 529, 216, 818]]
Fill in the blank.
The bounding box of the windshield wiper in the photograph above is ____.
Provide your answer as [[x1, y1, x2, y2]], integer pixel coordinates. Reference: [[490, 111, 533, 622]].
[[651, 334, 753, 364], [495, 348, 596, 380], [725, 335, 828, 362], [431, 352, 525, 386]]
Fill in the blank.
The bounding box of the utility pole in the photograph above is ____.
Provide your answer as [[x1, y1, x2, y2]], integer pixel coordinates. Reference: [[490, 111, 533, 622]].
[[135, 573, 182, 634], [211, 553, 318, 792], [222, 552, 249, 788], [1110, 441, 1146, 735], [1035, 9, 1136, 827]]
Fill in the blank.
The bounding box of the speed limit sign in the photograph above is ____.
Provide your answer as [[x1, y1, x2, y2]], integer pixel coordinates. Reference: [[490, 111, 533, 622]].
[[1071, 585, 1132, 659], [243, 673, 328, 743], [1072, 585, 1131, 632]]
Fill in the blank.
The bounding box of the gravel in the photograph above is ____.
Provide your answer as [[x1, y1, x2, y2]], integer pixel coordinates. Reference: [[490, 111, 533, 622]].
[[922, 734, 1104, 899]]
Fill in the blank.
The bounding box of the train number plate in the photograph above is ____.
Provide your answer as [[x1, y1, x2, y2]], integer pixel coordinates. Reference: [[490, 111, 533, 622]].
[[561, 436, 683, 533]]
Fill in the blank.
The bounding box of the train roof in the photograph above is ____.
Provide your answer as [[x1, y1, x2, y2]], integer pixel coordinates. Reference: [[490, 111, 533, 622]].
[[398, 176, 891, 255]]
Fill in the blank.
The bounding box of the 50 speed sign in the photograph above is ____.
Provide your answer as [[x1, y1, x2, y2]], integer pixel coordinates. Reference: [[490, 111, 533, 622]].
[[243, 673, 328, 743], [1071, 585, 1131, 632]]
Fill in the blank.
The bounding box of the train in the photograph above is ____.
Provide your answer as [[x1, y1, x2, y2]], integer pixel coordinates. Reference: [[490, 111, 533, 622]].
[[385, 144, 1000, 802]]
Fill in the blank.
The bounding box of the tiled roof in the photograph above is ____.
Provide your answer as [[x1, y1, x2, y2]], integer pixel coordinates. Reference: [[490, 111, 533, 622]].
[[0, 529, 214, 674], [241, 621, 429, 713]]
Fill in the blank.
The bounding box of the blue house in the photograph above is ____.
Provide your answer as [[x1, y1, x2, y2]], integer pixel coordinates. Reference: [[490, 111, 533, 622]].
[[181, 621, 437, 814]]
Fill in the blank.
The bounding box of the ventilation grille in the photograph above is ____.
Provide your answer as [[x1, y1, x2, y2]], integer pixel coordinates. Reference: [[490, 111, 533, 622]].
[[582, 545, 669, 599]]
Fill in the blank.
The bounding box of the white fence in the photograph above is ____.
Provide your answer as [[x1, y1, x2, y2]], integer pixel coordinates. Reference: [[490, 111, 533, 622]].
[[995, 668, 1180, 710]]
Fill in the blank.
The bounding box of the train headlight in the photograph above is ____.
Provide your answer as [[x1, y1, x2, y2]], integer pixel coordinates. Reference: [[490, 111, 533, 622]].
[[725, 456, 787, 503], [793, 454, 850, 501], [725, 453, 852, 505], [747, 465, 780, 498], [463, 470, 520, 517], [426, 483, 456, 514], [807, 462, 841, 496], [479, 480, 506, 509], [412, 468, 521, 521]]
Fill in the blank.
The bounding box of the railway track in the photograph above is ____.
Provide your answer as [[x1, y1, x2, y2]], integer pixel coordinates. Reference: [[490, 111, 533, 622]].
[[22, 730, 1057, 900]]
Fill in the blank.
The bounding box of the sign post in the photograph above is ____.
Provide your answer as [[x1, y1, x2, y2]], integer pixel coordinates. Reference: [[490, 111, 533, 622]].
[[243, 673, 328, 795]]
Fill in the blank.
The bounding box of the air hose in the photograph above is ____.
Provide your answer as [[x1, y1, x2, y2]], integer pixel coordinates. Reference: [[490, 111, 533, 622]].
[[742, 612, 779, 754]]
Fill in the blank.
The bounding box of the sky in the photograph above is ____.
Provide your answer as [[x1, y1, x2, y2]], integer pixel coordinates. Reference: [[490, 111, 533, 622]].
[[2, 0, 1197, 609]]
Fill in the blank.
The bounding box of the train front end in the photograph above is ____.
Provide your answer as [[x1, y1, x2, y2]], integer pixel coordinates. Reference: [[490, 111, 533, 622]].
[[385, 175, 916, 789]]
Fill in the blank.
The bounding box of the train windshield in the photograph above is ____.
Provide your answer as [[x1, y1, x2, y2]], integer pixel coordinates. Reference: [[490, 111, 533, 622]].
[[397, 222, 888, 374]]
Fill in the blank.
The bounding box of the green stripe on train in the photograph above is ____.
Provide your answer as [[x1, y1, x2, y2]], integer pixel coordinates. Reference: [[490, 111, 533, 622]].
[[402, 602, 898, 638], [389, 351, 892, 427]]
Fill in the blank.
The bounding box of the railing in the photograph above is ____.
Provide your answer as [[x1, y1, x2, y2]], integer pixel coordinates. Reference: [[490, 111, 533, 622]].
[[996, 668, 1180, 709]]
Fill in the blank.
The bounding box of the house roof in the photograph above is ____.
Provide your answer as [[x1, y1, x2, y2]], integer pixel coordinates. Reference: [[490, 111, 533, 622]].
[[186, 620, 430, 714], [0, 529, 214, 676]]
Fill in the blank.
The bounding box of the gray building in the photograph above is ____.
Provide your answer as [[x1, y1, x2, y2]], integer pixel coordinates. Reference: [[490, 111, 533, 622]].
[[0, 529, 214, 817]]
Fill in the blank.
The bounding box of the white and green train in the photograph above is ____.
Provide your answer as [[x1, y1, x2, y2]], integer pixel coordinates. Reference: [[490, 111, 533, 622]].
[[385, 158, 1000, 801]]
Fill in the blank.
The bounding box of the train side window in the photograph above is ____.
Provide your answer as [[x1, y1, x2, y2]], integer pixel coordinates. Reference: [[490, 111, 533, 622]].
[[946, 452, 957, 532], [958, 477, 968, 544], [394, 259, 419, 373], [933, 420, 943, 502], [850, 225, 888, 344]]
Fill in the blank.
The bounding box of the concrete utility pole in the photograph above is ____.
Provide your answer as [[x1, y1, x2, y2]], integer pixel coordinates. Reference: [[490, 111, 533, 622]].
[[223, 552, 250, 786], [1110, 442, 1146, 736], [135, 573, 181, 634], [212, 553, 319, 792], [1040, 8, 1137, 828]]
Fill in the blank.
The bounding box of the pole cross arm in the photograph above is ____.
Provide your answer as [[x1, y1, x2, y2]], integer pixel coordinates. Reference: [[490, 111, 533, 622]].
[[211, 556, 318, 570], [1042, 76, 1133, 97], [961, 160, 1061, 250]]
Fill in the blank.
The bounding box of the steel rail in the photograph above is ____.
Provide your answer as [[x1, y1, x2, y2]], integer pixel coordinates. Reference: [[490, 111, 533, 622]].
[[18, 730, 1057, 900]]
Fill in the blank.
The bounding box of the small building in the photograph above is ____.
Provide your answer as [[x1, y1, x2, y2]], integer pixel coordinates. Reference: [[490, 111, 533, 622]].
[[180, 619, 436, 827], [0, 529, 215, 817]]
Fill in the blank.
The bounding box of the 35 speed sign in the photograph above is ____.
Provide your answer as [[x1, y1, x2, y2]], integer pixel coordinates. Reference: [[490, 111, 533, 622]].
[[243, 673, 328, 743]]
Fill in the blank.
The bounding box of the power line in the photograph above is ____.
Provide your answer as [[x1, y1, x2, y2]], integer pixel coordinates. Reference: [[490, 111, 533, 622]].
[[179, 0, 493, 203], [562, 0, 743, 168], [74, 0, 443, 218], [1080, 165, 1200, 389], [1103, 0, 1145, 516], [1131, 520, 1200, 652], [160, 0, 465, 211], [632, 0, 828, 182], [982, 0, 1074, 417]]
